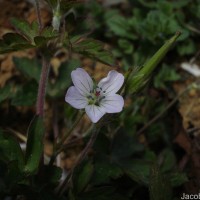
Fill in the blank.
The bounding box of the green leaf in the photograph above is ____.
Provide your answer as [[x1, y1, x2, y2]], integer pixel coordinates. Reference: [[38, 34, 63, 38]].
[[72, 38, 102, 51], [154, 64, 181, 89], [170, 172, 188, 187], [10, 18, 37, 41], [13, 57, 41, 82], [171, 0, 190, 8], [177, 39, 196, 55], [105, 10, 137, 40], [0, 33, 35, 53], [72, 160, 94, 194], [47, 59, 80, 97], [0, 129, 24, 171], [3, 33, 29, 45], [126, 160, 150, 185], [128, 32, 181, 94], [160, 149, 176, 173], [34, 36, 50, 46], [92, 156, 123, 185], [41, 27, 57, 37], [10, 18, 56, 48], [11, 81, 38, 106], [24, 116, 45, 175], [91, 51, 115, 66], [72, 38, 115, 66], [118, 39, 134, 55], [34, 28, 58, 46]]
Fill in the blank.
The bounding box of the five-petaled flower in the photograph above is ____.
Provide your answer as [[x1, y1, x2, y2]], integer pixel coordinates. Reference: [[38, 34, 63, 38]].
[[65, 68, 124, 123]]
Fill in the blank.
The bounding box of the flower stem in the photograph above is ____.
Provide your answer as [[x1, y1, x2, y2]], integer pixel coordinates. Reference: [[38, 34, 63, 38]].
[[36, 57, 50, 117], [55, 126, 99, 196], [57, 112, 84, 147], [48, 112, 85, 165]]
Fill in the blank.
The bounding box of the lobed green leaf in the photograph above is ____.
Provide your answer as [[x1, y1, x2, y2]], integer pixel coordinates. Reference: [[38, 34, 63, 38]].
[[72, 38, 115, 66]]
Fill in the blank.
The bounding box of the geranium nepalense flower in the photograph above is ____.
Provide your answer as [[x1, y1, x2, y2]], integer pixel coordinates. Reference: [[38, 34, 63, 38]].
[[65, 68, 124, 123]]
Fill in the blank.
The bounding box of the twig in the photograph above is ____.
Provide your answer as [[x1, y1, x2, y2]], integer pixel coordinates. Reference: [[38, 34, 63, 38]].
[[184, 23, 200, 35], [136, 87, 190, 135], [36, 57, 50, 117], [35, 0, 43, 33], [55, 127, 99, 196]]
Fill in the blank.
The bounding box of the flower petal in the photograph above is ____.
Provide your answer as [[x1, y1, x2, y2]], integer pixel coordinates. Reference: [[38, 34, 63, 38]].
[[71, 68, 94, 95], [98, 70, 124, 95], [85, 105, 106, 123], [65, 86, 88, 109], [100, 94, 124, 113]]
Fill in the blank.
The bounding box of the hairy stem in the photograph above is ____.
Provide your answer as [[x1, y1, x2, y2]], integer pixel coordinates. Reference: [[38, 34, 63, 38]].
[[36, 58, 50, 117]]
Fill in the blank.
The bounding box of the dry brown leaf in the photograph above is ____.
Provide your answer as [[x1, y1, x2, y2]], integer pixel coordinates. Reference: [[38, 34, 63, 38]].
[[173, 79, 200, 134]]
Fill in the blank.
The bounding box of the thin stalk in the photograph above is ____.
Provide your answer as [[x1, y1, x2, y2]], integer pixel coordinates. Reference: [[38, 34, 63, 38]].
[[56, 127, 99, 196], [49, 112, 85, 165], [57, 112, 85, 148], [136, 85, 192, 135], [35, 0, 43, 33], [36, 58, 50, 117]]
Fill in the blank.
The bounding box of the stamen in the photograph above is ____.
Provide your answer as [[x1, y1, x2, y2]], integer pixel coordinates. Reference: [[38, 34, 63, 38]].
[[87, 95, 94, 100], [95, 91, 101, 96], [99, 96, 105, 101]]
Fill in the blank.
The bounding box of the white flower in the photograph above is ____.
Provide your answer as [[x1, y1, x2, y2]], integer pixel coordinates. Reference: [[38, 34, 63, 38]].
[[65, 68, 124, 123]]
